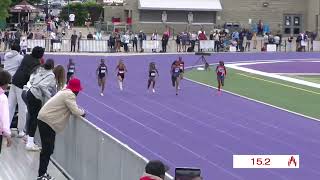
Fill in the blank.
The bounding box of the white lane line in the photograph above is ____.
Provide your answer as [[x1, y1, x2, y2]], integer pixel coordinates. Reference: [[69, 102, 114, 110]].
[[84, 110, 175, 180], [82, 92, 244, 180], [226, 63, 320, 89]]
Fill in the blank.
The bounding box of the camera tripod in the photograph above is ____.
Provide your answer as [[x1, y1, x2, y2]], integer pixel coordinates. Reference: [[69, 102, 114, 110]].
[[193, 55, 210, 71]]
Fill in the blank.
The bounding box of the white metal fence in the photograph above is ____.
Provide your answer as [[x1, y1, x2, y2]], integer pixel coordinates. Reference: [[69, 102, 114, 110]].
[[51, 116, 173, 180]]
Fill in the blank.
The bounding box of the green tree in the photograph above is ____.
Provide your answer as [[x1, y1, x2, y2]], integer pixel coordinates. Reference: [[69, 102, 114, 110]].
[[60, 2, 103, 26], [0, 0, 11, 21], [11, 0, 42, 6]]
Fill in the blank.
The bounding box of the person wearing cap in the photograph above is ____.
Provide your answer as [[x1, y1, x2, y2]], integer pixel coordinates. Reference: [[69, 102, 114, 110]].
[[8, 46, 43, 138], [140, 160, 169, 180], [36, 77, 85, 180]]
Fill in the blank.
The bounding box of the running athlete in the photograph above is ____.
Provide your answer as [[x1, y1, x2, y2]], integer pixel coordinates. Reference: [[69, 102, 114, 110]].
[[66, 58, 76, 84], [216, 61, 227, 92], [177, 57, 185, 89], [96, 59, 108, 96], [171, 60, 181, 95], [147, 62, 159, 93], [115, 60, 127, 91]]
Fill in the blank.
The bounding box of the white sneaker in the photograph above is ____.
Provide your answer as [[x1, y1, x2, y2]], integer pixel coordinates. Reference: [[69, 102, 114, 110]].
[[25, 144, 41, 151], [17, 131, 25, 138], [100, 93, 104, 96], [178, 86, 181, 90], [152, 89, 155, 93]]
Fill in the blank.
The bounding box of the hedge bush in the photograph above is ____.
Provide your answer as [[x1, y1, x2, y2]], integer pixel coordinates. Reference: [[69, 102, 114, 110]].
[[60, 2, 103, 26]]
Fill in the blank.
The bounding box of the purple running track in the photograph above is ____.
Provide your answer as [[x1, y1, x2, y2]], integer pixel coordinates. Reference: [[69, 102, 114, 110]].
[[242, 61, 320, 73], [30, 52, 320, 179]]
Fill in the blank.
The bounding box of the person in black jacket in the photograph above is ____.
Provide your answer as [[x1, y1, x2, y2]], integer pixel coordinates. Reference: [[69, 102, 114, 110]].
[[8, 46, 43, 138]]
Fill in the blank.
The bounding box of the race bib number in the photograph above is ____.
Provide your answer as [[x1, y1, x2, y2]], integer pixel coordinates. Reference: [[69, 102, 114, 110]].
[[119, 71, 124, 74], [175, 68, 180, 73], [69, 69, 74, 73], [101, 70, 106, 73], [151, 72, 156, 76]]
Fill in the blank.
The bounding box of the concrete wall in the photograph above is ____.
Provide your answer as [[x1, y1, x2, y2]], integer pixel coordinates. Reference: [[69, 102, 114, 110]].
[[307, 0, 320, 38], [102, 0, 320, 35]]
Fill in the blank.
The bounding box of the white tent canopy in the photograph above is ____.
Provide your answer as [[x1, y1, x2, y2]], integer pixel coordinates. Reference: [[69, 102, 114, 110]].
[[138, 0, 222, 11]]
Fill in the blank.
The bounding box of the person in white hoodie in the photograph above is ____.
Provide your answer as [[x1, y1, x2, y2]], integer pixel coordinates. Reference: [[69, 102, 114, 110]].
[[3, 43, 23, 78], [20, 37, 28, 55], [0, 70, 12, 154], [24, 59, 56, 151]]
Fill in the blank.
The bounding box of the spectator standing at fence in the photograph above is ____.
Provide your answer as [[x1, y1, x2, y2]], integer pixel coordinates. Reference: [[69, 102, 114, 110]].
[[20, 37, 28, 55], [8, 47, 43, 138], [96, 31, 102, 40], [132, 33, 138, 52], [77, 31, 82, 52], [69, 13, 75, 29], [287, 35, 293, 52], [37, 77, 85, 180], [3, 30, 9, 51], [4, 43, 23, 78], [27, 31, 34, 40], [181, 32, 188, 52], [274, 34, 280, 51], [245, 31, 253, 51], [109, 33, 115, 51], [0, 70, 13, 154], [300, 32, 308, 52], [140, 160, 168, 180], [139, 30, 146, 52], [24, 59, 56, 151], [176, 33, 181, 52], [70, 30, 77, 52], [231, 30, 239, 51], [14, 30, 21, 45], [161, 32, 169, 53], [190, 31, 198, 52], [213, 30, 220, 52], [115, 33, 121, 52], [151, 31, 158, 53], [252, 32, 257, 50], [123, 32, 130, 53]]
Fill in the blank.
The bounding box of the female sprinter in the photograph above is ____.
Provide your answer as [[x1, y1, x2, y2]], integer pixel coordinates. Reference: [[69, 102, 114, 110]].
[[66, 58, 76, 84], [171, 60, 181, 95], [177, 57, 185, 89], [96, 59, 108, 96], [216, 61, 227, 93], [115, 60, 127, 91], [147, 62, 159, 93]]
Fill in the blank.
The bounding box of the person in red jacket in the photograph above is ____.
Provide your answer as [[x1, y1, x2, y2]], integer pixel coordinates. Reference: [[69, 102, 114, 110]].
[[140, 160, 169, 180], [216, 61, 227, 93]]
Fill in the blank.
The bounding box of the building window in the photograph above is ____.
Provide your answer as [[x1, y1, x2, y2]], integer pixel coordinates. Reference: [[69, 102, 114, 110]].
[[283, 14, 302, 35]]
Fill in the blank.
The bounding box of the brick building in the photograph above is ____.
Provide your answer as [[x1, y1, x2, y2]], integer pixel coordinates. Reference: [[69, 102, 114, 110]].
[[100, 0, 320, 36]]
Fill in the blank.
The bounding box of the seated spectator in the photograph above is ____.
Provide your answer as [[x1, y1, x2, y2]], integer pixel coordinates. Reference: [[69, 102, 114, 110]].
[[0, 70, 12, 154], [140, 160, 169, 180], [87, 32, 94, 40]]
